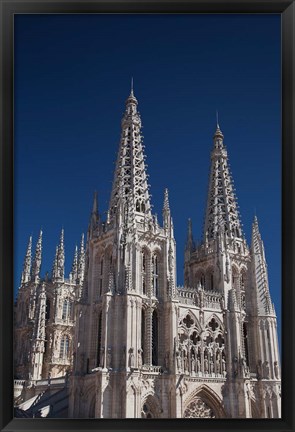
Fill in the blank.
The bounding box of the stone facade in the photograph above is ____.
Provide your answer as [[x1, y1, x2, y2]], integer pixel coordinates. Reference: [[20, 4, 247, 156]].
[[14, 88, 281, 418]]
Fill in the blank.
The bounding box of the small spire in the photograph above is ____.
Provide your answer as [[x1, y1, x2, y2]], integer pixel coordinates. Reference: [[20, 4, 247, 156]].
[[52, 245, 58, 280], [32, 230, 43, 281], [71, 245, 78, 282], [56, 228, 65, 281], [216, 110, 219, 129], [163, 188, 170, 212], [21, 235, 32, 284]]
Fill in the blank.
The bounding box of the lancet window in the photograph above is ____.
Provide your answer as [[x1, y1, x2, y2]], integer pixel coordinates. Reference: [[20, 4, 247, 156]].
[[152, 254, 159, 297], [59, 335, 69, 359], [152, 310, 158, 365], [141, 251, 147, 295], [62, 299, 72, 320]]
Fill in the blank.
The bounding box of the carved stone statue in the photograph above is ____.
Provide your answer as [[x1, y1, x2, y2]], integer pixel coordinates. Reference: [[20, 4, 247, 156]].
[[221, 357, 226, 374], [263, 360, 270, 379], [191, 354, 195, 374], [196, 357, 201, 373], [129, 348, 135, 368], [176, 351, 182, 372], [204, 356, 209, 373], [183, 351, 188, 373]]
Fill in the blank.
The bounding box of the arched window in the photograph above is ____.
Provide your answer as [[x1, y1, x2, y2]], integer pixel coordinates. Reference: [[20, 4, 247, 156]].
[[142, 251, 146, 295], [243, 322, 249, 366], [152, 254, 159, 297], [96, 312, 102, 366], [59, 335, 69, 359], [141, 309, 145, 364], [62, 299, 72, 320], [152, 310, 158, 365]]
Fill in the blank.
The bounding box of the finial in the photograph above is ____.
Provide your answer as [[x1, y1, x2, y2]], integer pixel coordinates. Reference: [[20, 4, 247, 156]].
[[131, 77, 134, 96], [216, 110, 219, 129]]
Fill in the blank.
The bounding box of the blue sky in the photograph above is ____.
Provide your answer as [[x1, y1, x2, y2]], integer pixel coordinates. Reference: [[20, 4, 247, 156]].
[[14, 14, 281, 344]]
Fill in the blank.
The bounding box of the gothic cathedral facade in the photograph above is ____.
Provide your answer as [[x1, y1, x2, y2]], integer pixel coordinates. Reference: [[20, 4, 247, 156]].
[[14, 88, 281, 418]]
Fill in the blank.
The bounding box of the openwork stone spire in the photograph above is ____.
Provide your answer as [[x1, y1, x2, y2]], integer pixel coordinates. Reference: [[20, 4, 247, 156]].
[[203, 124, 243, 242], [251, 216, 274, 315], [21, 235, 32, 284], [32, 230, 42, 282], [108, 87, 151, 222]]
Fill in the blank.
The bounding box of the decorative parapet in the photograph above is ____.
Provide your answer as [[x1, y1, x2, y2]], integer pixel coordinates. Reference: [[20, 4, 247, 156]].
[[141, 365, 162, 374], [177, 287, 222, 309]]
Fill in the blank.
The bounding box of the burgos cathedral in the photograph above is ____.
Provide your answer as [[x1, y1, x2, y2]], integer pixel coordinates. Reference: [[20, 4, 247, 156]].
[[14, 87, 281, 419]]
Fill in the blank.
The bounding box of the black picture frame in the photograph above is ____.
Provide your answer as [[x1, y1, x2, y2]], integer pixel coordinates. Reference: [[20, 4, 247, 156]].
[[0, 1, 294, 431]]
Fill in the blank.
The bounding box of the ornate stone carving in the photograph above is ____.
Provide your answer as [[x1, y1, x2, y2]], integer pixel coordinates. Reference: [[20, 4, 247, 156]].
[[184, 397, 215, 418]]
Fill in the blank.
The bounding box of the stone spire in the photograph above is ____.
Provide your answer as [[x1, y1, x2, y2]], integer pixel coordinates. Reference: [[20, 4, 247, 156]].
[[185, 218, 195, 254], [203, 123, 243, 242], [163, 188, 171, 230], [78, 233, 85, 285], [108, 86, 151, 224], [52, 245, 58, 281], [21, 235, 32, 284], [88, 191, 99, 239], [251, 216, 274, 315], [32, 230, 42, 282], [70, 245, 78, 282], [55, 229, 65, 282]]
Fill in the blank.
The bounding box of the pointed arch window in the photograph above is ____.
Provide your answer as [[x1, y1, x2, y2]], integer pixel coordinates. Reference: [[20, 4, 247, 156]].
[[152, 254, 159, 297], [59, 335, 69, 359], [62, 299, 72, 320], [152, 310, 158, 365], [141, 309, 145, 364], [142, 251, 147, 295]]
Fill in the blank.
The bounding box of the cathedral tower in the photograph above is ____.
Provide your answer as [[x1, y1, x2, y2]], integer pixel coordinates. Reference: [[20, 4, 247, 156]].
[[69, 87, 177, 418]]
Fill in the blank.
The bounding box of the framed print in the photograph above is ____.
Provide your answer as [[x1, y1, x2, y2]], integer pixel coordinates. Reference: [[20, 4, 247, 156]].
[[0, 1, 294, 431]]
